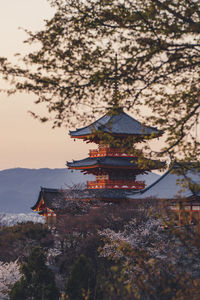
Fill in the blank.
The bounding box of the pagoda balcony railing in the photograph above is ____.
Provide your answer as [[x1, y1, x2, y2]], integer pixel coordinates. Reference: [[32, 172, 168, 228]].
[[87, 179, 145, 190], [89, 147, 136, 158]]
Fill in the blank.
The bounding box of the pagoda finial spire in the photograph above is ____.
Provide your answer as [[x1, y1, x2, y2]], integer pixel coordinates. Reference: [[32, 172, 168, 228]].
[[112, 53, 123, 113], [114, 53, 118, 98], [107, 53, 123, 114]]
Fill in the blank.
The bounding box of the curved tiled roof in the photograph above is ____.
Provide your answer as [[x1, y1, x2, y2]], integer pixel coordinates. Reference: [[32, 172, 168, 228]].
[[67, 156, 163, 171], [67, 156, 138, 169], [32, 187, 129, 211], [70, 111, 161, 137], [31, 187, 66, 210]]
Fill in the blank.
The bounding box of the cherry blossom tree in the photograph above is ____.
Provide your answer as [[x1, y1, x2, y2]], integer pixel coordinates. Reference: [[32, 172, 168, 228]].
[[0, 260, 21, 300], [99, 208, 200, 299]]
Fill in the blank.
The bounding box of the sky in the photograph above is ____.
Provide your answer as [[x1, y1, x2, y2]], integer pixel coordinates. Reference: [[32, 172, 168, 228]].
[[0, 0, 91, 170], [0, 0, 163, 171]]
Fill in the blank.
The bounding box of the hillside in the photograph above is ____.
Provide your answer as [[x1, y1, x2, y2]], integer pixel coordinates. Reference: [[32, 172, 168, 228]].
[[0, 168, 160, 213]]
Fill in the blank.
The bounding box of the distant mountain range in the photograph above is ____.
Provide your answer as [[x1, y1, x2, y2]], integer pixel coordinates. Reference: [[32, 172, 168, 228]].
[[0, 168, 160, 213]]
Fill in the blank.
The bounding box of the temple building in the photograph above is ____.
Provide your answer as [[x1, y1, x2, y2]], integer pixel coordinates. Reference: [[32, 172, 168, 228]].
[[31, 188, 62, 223], [66, 55, 163, 200], [31, 187, 98, 224], [31, 108, 163, 221], [67, 109, 163, 201]]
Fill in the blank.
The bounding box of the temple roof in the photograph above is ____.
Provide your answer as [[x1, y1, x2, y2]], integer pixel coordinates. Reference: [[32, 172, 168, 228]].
[[67, 156, 162, 170], [70, 111, 161, 138], [31, 187, 67, 211], [32, 187, 129, 212], [129, 164, 200, 200], [67, 157, 138, 169], [32, 187, 96, 212]]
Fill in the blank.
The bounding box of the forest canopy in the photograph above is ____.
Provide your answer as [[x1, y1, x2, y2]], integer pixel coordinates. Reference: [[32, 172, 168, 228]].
[[0, 0, 200, 161]]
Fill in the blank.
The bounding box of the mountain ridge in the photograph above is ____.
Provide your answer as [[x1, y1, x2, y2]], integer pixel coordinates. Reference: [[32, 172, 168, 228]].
[[0, 168, 160, 213]]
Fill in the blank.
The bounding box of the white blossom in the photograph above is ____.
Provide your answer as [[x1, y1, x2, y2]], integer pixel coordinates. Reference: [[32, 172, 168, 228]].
[[0, 213, 45, 227], [0, 260, 22, 299], [99, 217, 165, 259], [99, 214, 200, 279]]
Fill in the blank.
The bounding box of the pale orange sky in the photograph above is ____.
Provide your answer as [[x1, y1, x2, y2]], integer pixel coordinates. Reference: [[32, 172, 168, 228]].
[[0, 0, 164, 171], [0, 0, 91, 170]]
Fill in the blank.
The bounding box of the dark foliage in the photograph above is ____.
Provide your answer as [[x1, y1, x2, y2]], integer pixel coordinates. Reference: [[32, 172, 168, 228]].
[[0, 222, 53, 262], [65, 255, 96, 300], [9, 246, 60, 300]]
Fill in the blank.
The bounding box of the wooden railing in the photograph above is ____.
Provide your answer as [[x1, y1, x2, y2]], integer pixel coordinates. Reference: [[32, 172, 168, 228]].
[[89, 147, 136, 158], [87, 179, 145, 190]]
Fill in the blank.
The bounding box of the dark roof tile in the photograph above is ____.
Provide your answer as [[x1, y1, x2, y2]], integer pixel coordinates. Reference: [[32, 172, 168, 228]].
[[70, 111, 161, 137], [67, 157, 138, 168]]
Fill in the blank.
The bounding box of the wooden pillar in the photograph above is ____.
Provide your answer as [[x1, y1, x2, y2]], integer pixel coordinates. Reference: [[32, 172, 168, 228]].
[[198, 211, 200, 233], [178, 211, 181, 226], [189, 210, 192, 224]]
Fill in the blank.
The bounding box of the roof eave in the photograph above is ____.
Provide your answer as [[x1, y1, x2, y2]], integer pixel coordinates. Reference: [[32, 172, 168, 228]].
[[31, 189, 43, 210]]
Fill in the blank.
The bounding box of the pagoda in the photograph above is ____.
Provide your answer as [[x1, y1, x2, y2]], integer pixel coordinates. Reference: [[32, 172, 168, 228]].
[[67, 111, 162, 200], [67, 57, 162, 200]]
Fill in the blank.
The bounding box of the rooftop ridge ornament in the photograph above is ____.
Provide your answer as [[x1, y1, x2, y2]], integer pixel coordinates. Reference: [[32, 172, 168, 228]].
[[108, 53, 123, 114], [114, 53, 118, 99]]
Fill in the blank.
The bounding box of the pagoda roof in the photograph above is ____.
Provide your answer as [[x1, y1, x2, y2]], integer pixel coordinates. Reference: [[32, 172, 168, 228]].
[[67, 156, 162, 170], [69, 111, 161, 138], [68, 157, 137, 169], [129, 164, 200, 200]]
